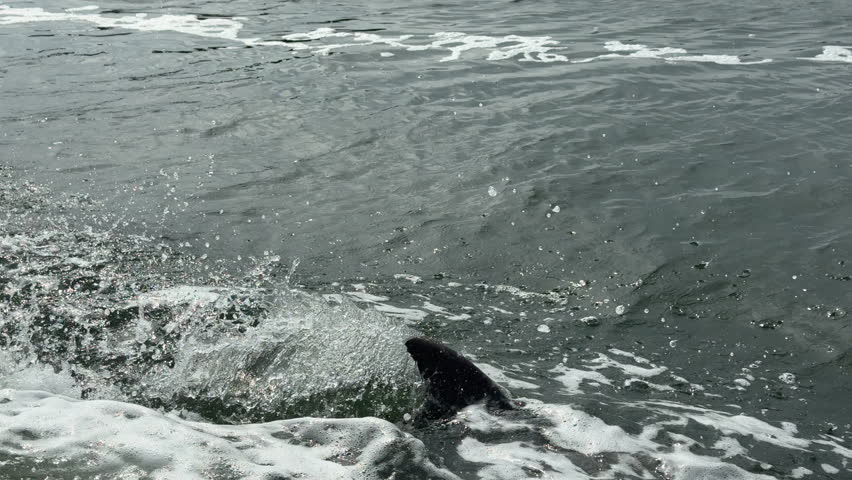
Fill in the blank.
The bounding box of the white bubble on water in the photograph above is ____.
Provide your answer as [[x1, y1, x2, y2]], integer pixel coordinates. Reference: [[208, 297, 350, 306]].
[[537, 324, 551, 333], [734, 378, 751, 388], [791, 467, 813, 478], [487, 186, 497, 197], [779, 372, 797, 384]]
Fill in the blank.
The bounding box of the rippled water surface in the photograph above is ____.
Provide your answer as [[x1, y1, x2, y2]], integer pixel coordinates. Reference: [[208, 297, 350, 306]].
[[1, 1, 851, 479]]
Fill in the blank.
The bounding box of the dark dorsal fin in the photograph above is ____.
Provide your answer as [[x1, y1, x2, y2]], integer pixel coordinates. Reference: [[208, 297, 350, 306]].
[[405, 337, 514, 419]]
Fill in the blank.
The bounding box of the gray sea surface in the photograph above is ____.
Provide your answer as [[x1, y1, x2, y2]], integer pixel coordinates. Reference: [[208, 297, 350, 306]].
[[1, 1, 851, 479]]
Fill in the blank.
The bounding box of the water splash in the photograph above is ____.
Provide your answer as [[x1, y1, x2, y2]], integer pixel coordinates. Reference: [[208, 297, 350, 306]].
[[0, 166, 420, 422]]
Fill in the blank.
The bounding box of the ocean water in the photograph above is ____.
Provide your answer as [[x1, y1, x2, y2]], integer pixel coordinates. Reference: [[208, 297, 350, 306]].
[[1, 1, 851, 479]]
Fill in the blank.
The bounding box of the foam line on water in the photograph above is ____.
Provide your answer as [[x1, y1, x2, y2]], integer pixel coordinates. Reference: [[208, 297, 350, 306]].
[[284, 30, 764, 65], [0, 6, 778, 66], [572, 41, 773, 65], [0, 5, 252, 43]]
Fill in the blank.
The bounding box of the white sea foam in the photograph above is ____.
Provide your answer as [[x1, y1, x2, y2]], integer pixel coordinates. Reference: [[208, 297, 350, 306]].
[[642, 400, 810, 450], [531, 401, 652, 456], [492, 283, 573, 304], [461, 395, 848, 479], [489, 305, 515, 314], [791, 466, 813, 478], [449, 346, 852, 480], [607, 348, 652, 364], [574, 41, 772, 65], [457, 405, 531, 433], [0, 6, 775, 66], [551, 349, 710, 396], [393, 273, 422, 284], [132, 285, 227, 308], [344, 285, 475, 322], [667, 54, 770, 65], [0, 5, 251, 43], [712, 436, 748, 458], [65, 5, 98, 12], [373, 303, 429, 321], [733, 377, 751, 389], [812, 439, 852, 459], [421, 301, 450, 314], [458, 438, 588, 480], [483, 399, 815, 479], [625, 378, 675, 392], [551, 363, 612, 394], [346, 290, 390, 303], [0, 389, 458, 479], [587, 352, 668, 377], [420, 301, 471, 320], [804, 46, 852, 63], [477, 363, 539, 390], [344, 285, 434, 321]]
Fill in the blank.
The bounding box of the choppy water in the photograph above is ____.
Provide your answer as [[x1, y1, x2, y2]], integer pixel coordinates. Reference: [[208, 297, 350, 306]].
[[1, 1, 851, 479]]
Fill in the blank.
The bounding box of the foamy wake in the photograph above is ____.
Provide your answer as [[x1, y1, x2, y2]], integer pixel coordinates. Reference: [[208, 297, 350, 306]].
[[4, 342, 849, 480], [453, 352, 852, 480], [0, 389, 458, 480], [3, 5, 847, 65]]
